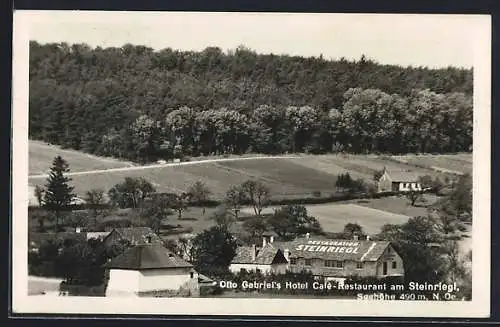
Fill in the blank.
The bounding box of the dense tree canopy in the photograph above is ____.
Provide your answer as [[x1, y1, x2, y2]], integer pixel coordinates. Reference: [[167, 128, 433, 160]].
[[29, 42, 473, 162]]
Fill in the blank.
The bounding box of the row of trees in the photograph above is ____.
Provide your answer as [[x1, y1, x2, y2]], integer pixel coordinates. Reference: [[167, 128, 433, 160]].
[[29, 42, 473, 162]]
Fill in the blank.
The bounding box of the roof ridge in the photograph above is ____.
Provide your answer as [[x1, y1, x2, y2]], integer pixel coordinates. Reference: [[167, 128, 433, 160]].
[[360, 242, 376, 261]]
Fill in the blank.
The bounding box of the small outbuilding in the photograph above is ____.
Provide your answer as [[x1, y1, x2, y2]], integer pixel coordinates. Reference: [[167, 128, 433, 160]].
[[103, 243, 198, 297], [229, 236, 289, 275], [377, 167, 422, 193]]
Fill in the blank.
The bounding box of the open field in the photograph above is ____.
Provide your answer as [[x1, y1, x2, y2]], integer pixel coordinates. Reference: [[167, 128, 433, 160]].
[[291, 154, 441, 180], [29, 153, 448, 200], [391, 153, 472, 175], [29, 140, 135, 175], [241, 200, 415, 236]]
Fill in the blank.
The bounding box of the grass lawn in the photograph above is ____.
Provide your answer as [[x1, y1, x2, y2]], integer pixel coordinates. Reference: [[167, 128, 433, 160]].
[[29, 158, 340, 199], [28, 143, 469, 207], [29, 140, 134, 175], [240, 194, 442, 236], [241, 203, 409, 236], [391, 153, 472, 175], [352, 194, 440, 217]]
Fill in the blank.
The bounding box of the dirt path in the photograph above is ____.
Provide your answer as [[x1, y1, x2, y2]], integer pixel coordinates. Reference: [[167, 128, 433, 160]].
[[29, 155, 301, 179]]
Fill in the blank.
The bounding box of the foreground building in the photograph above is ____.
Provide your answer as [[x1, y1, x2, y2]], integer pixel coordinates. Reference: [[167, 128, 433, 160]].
[[231, 234, 405, 284], [103, 243, 199, 297], [229, 243, 289, 275], [279, 236, 405, 281]]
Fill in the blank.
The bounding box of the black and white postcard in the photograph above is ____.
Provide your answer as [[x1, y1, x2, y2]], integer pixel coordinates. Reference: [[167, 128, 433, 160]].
[[11, 11, 491, 317]]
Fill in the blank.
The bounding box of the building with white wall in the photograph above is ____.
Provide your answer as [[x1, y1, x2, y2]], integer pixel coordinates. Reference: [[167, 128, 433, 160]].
[[103, 243, 198, 297], [277, 235, 405, 283], [377, 168, 423, 193], [229, 234, 289, 275]]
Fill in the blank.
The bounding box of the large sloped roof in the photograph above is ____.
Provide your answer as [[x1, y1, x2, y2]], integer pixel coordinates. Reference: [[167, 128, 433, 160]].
[[386, 171, 421, 183], [102, 244, 193, 270], [231, 243, 284, 265], [274, 238, 391, 262]]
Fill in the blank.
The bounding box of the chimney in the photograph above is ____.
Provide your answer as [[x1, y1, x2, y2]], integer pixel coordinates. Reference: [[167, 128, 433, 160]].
[[305, 233, 310, 239], [283, 249, 290, 262], [353, 233, 359, 240], [251, 244, 257, 261], [75, 227, 81, 233]]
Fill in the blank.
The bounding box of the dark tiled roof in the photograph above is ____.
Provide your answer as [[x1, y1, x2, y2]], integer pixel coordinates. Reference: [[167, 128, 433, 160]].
[[102, 244, 193, 270], [262, 231, 279, 237], [386, 171, 421, 183], [275, 238, 391, 262], [231, 243, 284, 265], [111, 227, 163, 245]]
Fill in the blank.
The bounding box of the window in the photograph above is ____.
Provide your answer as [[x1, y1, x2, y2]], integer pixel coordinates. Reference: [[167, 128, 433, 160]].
[[325, 260, 343, 268], [256, 268, 261, 274], [305, 259, 312, 266], [290, 258, 297, 265], [387, 247, 391, 253], [190, 272, 194, 279], [356, 262, 363, 269], [392, 261, 397, 269]]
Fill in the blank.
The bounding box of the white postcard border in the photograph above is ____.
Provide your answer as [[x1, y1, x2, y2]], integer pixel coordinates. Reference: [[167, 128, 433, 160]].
[[11, 11, 492, 318]]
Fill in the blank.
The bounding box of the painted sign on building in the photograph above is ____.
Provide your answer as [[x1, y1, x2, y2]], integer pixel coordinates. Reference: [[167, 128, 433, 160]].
[[295, 240, 360, 254]]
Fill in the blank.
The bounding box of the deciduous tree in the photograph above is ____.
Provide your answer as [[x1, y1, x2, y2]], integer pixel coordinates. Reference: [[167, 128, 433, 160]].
[[269, 204, 323, 241], [240, 180, 270, 216], [190, 225, 238, 277], [187, 181, 211, 215], [225, 185, 246, 220]]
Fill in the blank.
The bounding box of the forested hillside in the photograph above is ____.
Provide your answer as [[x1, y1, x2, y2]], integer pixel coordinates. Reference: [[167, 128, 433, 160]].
[[29, 42, 473, 163]]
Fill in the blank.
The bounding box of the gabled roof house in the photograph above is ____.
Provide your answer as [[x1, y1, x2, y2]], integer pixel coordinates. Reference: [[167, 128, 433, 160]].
[[103, 243, 198, 297], [377, 167, 423, 193]]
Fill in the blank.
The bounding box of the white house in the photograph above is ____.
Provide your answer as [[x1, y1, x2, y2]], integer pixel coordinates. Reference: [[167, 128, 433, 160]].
[[277, 236, 405, 281], [377, 168, 422, 193], [229, 234, 289, 275], [103, 243, 198, 297]]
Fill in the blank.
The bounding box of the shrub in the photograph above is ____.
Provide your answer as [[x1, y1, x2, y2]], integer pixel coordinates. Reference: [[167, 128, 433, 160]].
[[59, 282, 106, 297], [311, 191, 322, 198]]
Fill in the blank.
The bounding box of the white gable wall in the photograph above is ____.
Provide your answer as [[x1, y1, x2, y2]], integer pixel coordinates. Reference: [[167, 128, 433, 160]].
[[139, 268, 195, 292], [106, 269, 141, 297], [375, 245, 405, 278], [230, 263, 272, 274], [229, 263, 288, 274], [106, 268, 196, 296]]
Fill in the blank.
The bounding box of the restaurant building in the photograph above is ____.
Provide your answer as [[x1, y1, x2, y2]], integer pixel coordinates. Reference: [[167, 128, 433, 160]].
[[231, 234, 405, 283]]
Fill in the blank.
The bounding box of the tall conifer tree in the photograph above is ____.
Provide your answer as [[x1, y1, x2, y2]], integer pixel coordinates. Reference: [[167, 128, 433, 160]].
[[43, 156, 75, 230]]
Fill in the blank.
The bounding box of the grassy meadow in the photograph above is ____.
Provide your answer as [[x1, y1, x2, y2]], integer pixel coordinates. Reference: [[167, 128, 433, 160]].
[[28, 140, 472, 201], [29, 140, 135, 175]]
